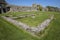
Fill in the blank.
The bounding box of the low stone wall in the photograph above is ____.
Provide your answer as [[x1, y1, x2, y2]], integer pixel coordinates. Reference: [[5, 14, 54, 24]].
[[2, 15, 54, 34]]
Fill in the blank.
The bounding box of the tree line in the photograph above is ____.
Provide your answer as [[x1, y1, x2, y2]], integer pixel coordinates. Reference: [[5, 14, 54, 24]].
[[36, 4, 60, 12]]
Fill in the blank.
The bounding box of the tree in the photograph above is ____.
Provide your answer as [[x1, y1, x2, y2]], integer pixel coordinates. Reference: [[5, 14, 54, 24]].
[[46, 6, 60, 12], [37, 5, 43, 11]]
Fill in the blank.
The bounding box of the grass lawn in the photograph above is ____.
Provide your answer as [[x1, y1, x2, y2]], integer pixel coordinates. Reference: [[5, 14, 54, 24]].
[[0, 11, 60, 40], [3, 12, 50, 27], [16, 13, 50, 27], [40, 12, 60, 40], [0, 17, 40, 40]]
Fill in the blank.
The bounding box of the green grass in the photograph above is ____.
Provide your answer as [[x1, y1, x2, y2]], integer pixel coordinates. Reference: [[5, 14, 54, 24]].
[[40, 12, 60, 40], [0, 17, 40, 40], [3, 12, 50, 27], [16, 13, 50, 27], [0, 11, 60, 40]]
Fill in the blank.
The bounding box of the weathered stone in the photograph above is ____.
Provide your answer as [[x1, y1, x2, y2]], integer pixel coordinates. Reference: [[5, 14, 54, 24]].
[[0, 0, 10, 13], [2, 15, 54, 34]]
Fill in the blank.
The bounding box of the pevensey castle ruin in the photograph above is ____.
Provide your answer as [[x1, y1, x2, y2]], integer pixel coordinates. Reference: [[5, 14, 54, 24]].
[[0, 0, 48, 13], [10, 4, 38, 12], [0, 0, 10, 13], [0, 0, 49, 13], [0, 0, 60, 13], [0, 0, 38, 13]]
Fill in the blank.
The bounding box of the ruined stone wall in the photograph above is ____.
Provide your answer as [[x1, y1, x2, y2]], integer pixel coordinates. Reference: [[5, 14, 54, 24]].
[[10, 5, 38, 12]]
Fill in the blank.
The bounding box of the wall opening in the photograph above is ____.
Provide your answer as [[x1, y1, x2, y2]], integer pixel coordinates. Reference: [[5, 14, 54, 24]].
[[3, 8, 6, 13], [0, 9, 2, 14]]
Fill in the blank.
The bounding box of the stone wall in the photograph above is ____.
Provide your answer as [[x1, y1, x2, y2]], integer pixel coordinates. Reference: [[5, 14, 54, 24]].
[[10, 5, 38, 12]]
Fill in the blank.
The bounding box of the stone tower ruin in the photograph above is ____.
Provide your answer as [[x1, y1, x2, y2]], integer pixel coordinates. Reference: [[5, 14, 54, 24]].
[[0, 0, 10, 14]]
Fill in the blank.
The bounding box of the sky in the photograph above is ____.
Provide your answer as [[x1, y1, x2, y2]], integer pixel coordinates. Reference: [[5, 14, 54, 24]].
[[6, 0, 60, 8]]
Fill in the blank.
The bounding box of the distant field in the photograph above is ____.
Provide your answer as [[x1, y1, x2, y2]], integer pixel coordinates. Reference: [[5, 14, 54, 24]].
[[0, 11, 60, 40]]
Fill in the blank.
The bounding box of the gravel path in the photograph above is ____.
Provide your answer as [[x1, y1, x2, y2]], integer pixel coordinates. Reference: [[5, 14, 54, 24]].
[[2, 15, 54, 34]]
